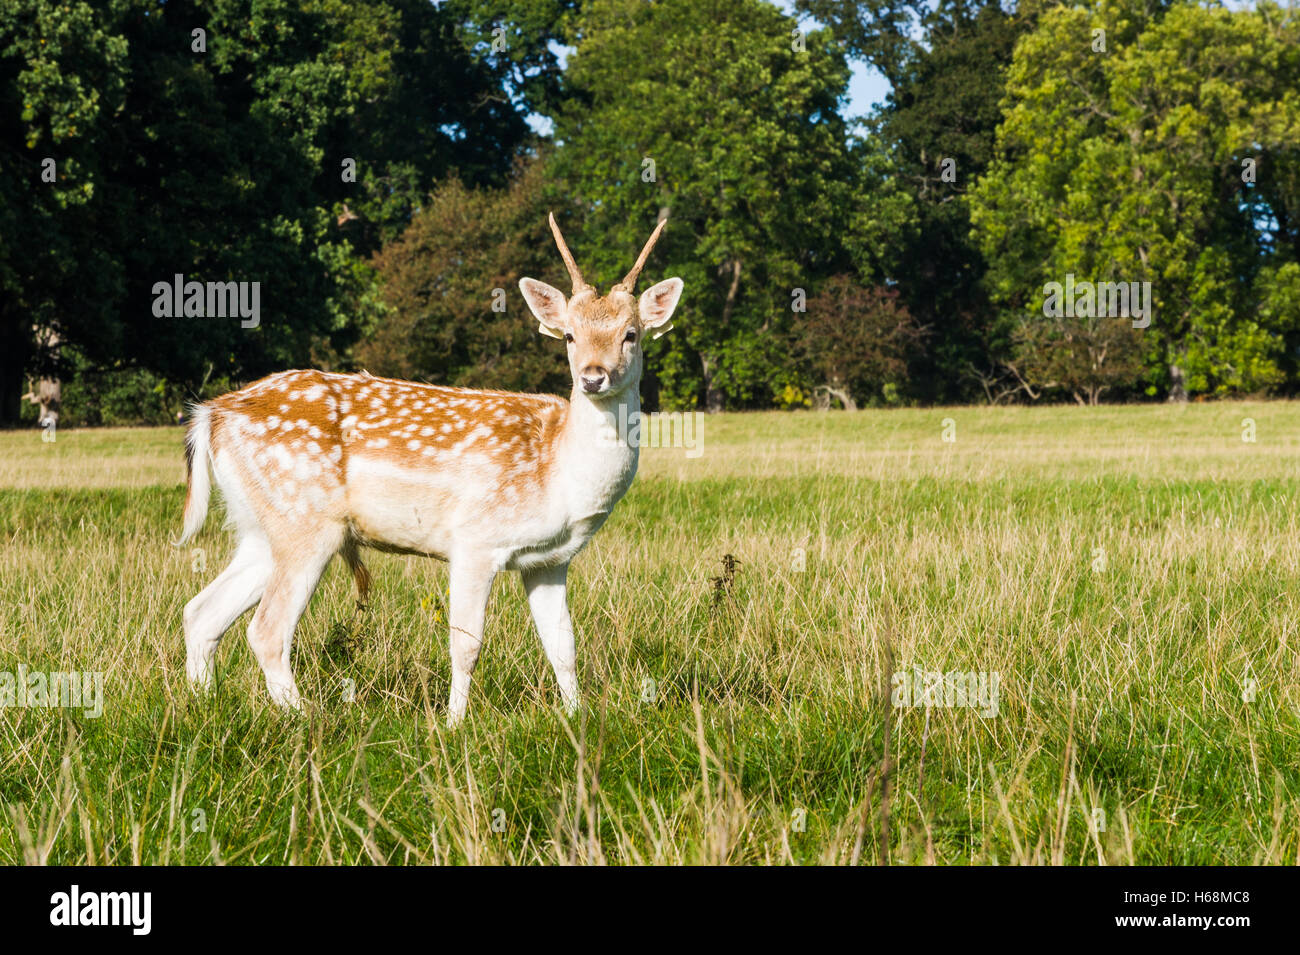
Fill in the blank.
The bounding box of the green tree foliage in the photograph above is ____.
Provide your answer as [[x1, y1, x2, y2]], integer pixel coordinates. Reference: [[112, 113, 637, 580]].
[[447, 0, 580, 120], [9, 0, 1299, 421], [0, 0, 128, 421], [315, 0, 541, 250], [362, 155, 571, 394], [1008, 312, 1144, 406], [554, 0, 856, 411], [1, 0, 543, 423], [802, 0, 1030, 402], [970, 0, 1300, 398], [52, 351, 235, 427]]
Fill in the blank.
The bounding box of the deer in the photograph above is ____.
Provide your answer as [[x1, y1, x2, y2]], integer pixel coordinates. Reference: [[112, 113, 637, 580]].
[[178, 214, 683, 725], [23, 325, 63, 432], [22, 377, 61, 431]]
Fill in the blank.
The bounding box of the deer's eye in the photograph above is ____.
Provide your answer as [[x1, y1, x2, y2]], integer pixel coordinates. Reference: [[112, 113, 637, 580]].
[[564, 333, 574, 344], [624, 330, 637, 343]]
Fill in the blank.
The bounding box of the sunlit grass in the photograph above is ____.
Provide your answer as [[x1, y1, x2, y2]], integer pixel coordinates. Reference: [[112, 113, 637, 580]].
[[1, 403, 1298, 863]]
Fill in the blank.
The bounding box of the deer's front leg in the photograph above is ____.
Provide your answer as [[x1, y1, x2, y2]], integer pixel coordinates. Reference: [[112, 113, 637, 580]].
[[446, 554, 496, 727], [522, 562, 579, 715]]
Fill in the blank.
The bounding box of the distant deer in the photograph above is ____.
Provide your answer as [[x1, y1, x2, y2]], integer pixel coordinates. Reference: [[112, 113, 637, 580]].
[[23, 325, 62, 431], [22, 377, 61, 431], [178, 215, 683, 724]]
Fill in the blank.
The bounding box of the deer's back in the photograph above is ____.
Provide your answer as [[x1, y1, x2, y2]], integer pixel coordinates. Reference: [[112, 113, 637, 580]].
[[205, 369, 569, 556]]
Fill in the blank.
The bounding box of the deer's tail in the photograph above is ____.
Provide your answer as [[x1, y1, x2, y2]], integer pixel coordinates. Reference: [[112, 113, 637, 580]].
[[178, 403, 213, 546]]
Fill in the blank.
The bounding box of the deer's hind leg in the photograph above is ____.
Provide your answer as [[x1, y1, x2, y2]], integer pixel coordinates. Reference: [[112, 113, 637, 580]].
[[184, 534, 274, 688], [246, 526, 344, 709]]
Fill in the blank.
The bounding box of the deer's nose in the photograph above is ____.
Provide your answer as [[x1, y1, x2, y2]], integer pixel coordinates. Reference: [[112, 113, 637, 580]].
[[580, 367, 608, 393]]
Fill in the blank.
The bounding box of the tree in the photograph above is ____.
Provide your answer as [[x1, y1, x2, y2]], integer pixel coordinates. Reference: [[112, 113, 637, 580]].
[[554, 0, 856, 411], [2, 0, 542, 423], [1008, 312, 1144, 406], [802, 0, 1032, 403], [362, 155, 570, 394], [316, 0, 545, 251], [969, 0, 1300, 399], [445, 0, 581, 122], [792, 275, 924, 410], [0, 0, 129, 422]]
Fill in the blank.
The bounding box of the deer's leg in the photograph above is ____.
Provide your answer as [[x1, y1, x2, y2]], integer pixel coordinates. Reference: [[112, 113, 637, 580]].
[[522, 562, 579, 715], [246, 536, 339, 709], [184, 535, 273, 688], [446, 554, 497, 727]]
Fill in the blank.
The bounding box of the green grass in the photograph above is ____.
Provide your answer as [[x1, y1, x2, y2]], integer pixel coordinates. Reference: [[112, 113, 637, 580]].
[[2, 403, 1299, 864]]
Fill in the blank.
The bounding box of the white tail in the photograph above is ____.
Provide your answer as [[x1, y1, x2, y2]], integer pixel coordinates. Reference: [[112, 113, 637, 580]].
[[178, 403, 213, 545], [180, 215, 684, 724]]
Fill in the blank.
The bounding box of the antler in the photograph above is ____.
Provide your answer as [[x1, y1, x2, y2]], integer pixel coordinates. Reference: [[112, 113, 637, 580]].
[[549, 212, 592, 295], [614, 217, 668, 293]]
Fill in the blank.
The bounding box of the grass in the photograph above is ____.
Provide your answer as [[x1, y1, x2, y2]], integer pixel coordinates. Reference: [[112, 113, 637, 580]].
[[2, 402, 1299, 864]]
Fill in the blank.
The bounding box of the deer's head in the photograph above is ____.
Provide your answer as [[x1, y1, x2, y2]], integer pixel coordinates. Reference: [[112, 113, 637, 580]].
[[520, 214, 683, 400]]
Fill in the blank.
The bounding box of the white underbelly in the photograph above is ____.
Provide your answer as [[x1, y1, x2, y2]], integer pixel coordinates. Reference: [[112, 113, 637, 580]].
[[500, 513, 610, 571]]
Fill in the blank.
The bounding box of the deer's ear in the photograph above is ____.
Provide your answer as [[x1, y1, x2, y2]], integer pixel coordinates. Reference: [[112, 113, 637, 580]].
[[639, 277, 683, 339], [519, 278, 570, 339]]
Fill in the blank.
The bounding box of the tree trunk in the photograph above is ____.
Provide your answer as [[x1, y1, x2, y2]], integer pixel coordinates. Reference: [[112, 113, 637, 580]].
[[698, 258, 743, 413], [824, 385, 857, 411], [700, 354, 724, 414], [1167, 364, 1187, 403], [720, 258, 741, 327]]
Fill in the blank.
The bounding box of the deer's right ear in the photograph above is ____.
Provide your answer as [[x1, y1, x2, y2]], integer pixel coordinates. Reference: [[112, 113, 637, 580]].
[[519, 278, 570, 339]]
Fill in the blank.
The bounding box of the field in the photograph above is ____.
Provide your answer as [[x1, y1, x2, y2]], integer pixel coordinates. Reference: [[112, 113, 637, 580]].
[[2, 403, 1299, 865]]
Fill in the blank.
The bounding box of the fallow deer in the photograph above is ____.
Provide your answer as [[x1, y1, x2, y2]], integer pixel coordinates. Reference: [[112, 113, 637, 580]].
[[178, 215, 683, 724], [22, 377, 61, 430]]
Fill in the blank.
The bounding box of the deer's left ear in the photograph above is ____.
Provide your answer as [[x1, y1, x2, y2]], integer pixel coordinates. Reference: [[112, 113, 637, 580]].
[[519, 278, 570, 339], [639, 278, 683, 339]]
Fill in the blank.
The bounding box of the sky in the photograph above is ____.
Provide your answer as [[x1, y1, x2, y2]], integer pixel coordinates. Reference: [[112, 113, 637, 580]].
[[846, 61, 892, 118], [777, 0, 894, 118]]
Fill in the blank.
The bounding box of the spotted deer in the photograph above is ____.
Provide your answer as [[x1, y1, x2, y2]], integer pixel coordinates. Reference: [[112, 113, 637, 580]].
[[178, 215, 683, 724]]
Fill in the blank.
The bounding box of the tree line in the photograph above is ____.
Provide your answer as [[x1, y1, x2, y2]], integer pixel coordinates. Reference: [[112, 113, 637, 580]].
[[4, 0, 1297, 424]]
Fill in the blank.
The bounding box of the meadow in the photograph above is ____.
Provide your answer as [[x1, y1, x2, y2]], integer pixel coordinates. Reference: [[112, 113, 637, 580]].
[[2, 403, 1299, 864]]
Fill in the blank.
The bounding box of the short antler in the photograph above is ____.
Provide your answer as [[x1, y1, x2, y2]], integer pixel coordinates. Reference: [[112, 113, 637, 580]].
[[614, 217, 668, 294], [549, 212, 592, 295]]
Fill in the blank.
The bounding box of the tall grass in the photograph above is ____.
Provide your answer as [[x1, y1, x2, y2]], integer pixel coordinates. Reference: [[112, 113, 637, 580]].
[[1, 403, 1298, 863]]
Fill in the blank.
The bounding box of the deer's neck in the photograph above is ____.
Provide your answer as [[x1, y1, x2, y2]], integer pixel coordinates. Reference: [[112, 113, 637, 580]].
[[554, 383, 640, 520]]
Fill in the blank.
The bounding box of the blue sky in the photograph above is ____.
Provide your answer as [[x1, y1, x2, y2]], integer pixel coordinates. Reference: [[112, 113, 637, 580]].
[[846, 59, 892, 118], [776, 0, 894, 118]]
